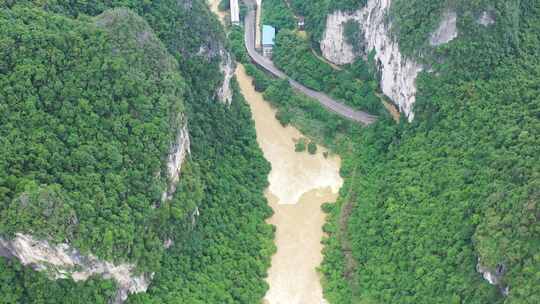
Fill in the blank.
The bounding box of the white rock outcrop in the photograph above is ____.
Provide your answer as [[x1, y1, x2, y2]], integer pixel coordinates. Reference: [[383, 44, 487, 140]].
[[163, 121, 191, 201], [430, 10, 458, 46], [0, 233, 150, 303], [217, 49, 234, 104], [197, 45, 235, 104], [477, 11, 495, 26], [477, 259, 509, 296], [320, 0, 423, 120]]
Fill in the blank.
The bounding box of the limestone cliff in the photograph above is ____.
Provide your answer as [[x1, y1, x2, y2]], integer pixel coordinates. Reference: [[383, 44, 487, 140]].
[[197, 44, 235, 104], [320, 0, 422, 120], [477, 259, 509, 296], [320, 1, 467, 120], [0, 121, 190, 303], [0, 234, 150, 303], [430, 10, 458, 46], [163, 121, 191, 201], [217, 49, 235, 104]]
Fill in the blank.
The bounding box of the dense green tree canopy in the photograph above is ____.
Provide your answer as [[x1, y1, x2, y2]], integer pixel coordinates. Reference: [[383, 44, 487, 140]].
[[319, 1, 540, 304], [0, 1, 275, 303], [0, 5, 185, 270]]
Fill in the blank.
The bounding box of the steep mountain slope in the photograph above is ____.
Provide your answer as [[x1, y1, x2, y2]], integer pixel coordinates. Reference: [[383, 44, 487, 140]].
[[0, 2, 187, 268], [0, 1, 273, 303], [0, 5, 187, 301], [317, 1, 540, 303]]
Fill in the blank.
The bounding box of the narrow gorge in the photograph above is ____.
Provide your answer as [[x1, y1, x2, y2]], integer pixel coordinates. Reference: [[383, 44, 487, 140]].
[[210, 2, 343, 303], [1, 0, 537, 303]]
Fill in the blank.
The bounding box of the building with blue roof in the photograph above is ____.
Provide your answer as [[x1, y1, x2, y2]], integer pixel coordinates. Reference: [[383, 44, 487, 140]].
[[262, 25, 276, 58]]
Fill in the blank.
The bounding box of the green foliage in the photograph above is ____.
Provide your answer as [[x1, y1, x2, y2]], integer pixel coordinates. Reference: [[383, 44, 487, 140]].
[[0, 6, 184, 270], [321, 1, 540, 304], [307, 142, 317, 154], [1, 1, 274, 303], [343, 20, 364, 55], [127, 79, 275, 304], [272, 30, 382, 113], [262, 0, 297, 30], [219, 0, 230, 11], [295, 138, 307, 152], [0, 257, 116, 304]]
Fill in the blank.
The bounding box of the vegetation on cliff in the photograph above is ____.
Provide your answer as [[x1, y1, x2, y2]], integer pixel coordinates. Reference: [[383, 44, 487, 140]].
[[1, 1, 274, 303], [0, 257, 116, 304], [319, 1, 540, 304], [0, 5, 185, 270], [272, 30, 382, 113]]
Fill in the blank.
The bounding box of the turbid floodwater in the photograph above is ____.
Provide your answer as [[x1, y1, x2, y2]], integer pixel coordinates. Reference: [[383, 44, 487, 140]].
[[237, 64, 342, 304], [209, 2, 343, 303]]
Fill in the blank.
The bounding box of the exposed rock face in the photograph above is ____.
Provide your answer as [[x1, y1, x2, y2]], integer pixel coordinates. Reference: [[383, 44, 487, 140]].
[[0, 123, 190, 303], [320, 0, 423, 120], [430, 10, 458, 46], [477, 11, 495, 26], [164, 121, 191, 201], [321, 12, 359, 65], [197, 45, 235, 104], [477, 259, 509, 296], [217, 49, 234, 104], [0, 233, 150, 303]]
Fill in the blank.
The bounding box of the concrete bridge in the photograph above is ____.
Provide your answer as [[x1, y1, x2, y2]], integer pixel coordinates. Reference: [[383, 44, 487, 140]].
[[241, 0, 377, 125]]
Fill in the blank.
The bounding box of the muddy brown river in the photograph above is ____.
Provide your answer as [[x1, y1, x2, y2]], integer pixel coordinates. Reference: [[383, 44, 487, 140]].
[[209, 3, 343, 304], [237, 64, 342, 304]]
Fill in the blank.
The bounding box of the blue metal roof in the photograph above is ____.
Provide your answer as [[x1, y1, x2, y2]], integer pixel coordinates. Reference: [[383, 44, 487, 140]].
[[262, 25, 276, 46]]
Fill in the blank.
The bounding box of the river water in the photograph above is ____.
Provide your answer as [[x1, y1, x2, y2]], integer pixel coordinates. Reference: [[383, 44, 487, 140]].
[[237, 65, 342, 304], [209, 3, 343, 303]]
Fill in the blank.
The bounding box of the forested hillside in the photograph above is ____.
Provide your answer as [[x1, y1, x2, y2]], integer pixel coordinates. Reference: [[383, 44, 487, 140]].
[[0, 4, 185, 271], [317, 1, 540, 304], [0, 0, 274, 303]]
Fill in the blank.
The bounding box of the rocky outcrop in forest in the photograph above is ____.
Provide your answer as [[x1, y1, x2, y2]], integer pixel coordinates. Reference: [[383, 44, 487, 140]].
[[320, 0, 422, 120], [163, 121, 191, 201], [217, 49, 235, 104], [429, 10, 458, 46], [0, 234, 150, 303], [477, 260, 509, 296], [197, 42, 235, 104]]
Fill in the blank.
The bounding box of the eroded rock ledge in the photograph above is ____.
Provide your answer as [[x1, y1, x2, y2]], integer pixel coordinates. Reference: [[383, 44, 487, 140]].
[[0, 233, 150, 303]]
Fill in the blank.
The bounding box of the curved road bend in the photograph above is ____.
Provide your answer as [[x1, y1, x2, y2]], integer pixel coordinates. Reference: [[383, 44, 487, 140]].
[[242, 0, 377, 125]]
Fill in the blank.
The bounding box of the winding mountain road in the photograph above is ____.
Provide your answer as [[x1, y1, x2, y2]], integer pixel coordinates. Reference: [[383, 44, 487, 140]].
[[242, 0, 377, 125]]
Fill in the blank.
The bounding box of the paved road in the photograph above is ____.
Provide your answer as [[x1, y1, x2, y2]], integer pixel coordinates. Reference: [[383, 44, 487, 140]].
[[242, 0, 377, 125]]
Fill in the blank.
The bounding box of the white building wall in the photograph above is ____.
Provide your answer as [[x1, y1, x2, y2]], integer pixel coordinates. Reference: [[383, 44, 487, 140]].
[[230, 0, 240, 24]]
